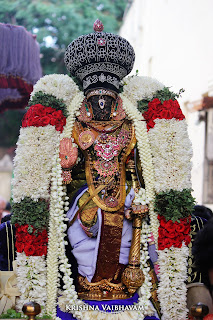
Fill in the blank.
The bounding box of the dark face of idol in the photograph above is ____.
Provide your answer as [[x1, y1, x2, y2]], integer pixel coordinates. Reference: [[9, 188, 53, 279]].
[[88, 95, 115, 121]]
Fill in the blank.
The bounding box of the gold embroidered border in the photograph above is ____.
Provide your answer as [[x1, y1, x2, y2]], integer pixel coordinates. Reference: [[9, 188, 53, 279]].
[[104, 212, 123, 228]]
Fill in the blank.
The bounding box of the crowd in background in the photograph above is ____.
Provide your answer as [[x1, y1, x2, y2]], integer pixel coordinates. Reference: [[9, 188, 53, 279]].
[[0, 196, 11, 223]]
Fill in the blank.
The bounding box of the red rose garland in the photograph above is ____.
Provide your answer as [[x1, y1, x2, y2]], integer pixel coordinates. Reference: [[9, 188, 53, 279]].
[[158, 215, 191, 250], [22, 104, 66, 132], [143, 98, 185, 130], [15, 224, 48, 256]]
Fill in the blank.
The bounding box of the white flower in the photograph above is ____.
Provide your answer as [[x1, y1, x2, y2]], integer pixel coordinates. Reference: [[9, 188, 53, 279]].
[[12, 126, 60, 202], [134, 188, 150, 205], [157, 244, 189, 320], [31, 74, 80, 109], [16, 253, 47, 314], [120, 93, 159, 245], [14, 74, 191, 320], [148, 119, 193, 192], [122, 75, 164, 103]]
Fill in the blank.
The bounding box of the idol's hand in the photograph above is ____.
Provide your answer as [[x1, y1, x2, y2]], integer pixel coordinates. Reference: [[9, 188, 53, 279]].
[[124, 208, 132, 220], [131, 204, 149, 215], [59, 138, 78, 169]]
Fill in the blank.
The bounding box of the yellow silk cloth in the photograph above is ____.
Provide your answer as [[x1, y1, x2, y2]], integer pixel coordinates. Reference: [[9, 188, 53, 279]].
[[0, 261, 20, 314]]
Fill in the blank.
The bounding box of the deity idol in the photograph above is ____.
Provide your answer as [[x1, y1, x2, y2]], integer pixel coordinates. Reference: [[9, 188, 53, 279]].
[[12, 20, 194, 320]]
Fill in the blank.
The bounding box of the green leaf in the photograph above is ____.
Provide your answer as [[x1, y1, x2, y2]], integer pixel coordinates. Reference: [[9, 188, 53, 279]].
[[0, 0, 129, 75], [11, 197, 49, 231], [137, 87, 185, 114], [137, 99, 149, 113], [153, 87, 185, 103], [154, 189, 195, 222], [28, 91, 68, 117]]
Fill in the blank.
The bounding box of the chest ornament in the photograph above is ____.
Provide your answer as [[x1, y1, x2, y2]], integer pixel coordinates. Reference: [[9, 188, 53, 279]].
[[79, 130, 95, 150]]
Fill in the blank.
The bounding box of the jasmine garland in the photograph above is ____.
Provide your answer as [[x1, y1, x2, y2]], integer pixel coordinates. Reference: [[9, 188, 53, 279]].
[[12, 74, 193, 320], [12, 126, 60, 202]]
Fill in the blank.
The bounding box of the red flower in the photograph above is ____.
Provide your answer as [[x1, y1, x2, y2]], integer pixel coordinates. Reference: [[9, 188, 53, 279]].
[[158, 215, 191, 250], [15, 223, 48, 256], [143, 98, 185, 131], [165, 230, 176, 239], [36, 245, 47, 256], [164, 220, 176, 232], [175, 223, 185, 233], [19, 224, 29, 233], [22, 104, 66, 132], [39, 115, 51, 126], [25, 243, 36, 256], [16, 242, 25, 253]]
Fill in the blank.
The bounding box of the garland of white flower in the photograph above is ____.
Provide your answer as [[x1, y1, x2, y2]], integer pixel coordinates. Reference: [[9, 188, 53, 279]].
[[50, 154, 154, 320], [119, 94, 159, 245], [46, 138, 62, 317], [147, 118, 192, 320], [61, 91, 84, 139], [148, 118, 192, 192], [13, 126, 60, 314], [31, 74, 80, 107], [44, 88, 156, 319], [138, 219, 154, 315], [12, 126, 60, 202], [157, 245, 189, 320], [16, 253, 47, 314], [46, 93, 87, 319], [48, 146, 89, 320], [52, 94, 156, 320], [15, 74, 191, 320]]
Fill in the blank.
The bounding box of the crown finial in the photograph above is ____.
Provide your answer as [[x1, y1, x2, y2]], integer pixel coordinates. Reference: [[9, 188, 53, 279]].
[[93, 19, 104, 32]]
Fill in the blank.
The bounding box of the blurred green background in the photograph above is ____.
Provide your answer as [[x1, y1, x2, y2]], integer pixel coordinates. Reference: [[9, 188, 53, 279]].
[[0, 0, 129, 149]]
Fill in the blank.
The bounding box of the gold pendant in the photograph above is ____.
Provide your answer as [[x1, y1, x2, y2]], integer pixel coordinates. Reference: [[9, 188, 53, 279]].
[[79, 130, 95, 150]]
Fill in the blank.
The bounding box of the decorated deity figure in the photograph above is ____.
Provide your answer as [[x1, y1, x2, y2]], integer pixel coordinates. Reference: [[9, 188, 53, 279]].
[[11, 20, 195, 320]]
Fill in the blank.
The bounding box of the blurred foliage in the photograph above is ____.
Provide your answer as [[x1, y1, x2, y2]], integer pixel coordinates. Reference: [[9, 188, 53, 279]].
[[0, 0, 129, 75], [0, 109, 25, 147], [0, 0, 129, 147]]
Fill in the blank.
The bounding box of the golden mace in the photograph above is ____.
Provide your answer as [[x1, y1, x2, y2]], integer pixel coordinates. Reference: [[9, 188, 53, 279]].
[[122, 160, 148, 294]]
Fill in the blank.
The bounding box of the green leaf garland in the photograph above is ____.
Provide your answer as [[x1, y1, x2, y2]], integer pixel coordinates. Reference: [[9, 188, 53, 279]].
[[11, 197, 49, 232], [28, 91, 68, 117], [137, 87, 185, 113], [137, 99, 150, 113], [154, 189, 195, 222]]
